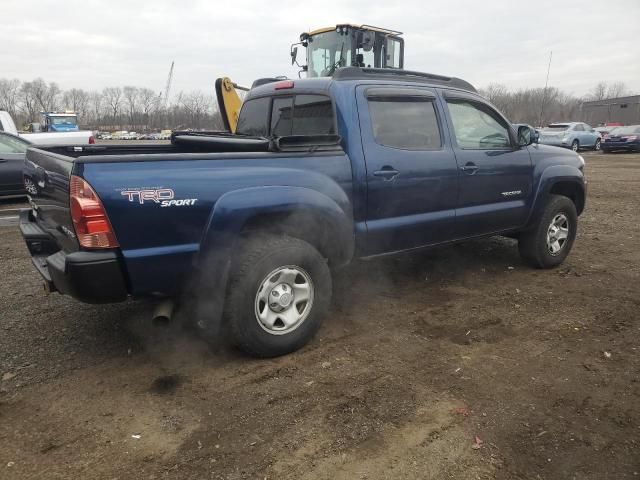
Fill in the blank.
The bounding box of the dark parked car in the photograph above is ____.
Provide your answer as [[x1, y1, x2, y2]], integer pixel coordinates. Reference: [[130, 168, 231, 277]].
[[0, 131, 31, 197], [602, 125, 640, 153]]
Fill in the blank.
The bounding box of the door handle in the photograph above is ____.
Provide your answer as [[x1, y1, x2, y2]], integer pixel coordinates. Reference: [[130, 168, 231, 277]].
[[373, 166, 399, 180], [460, 163, 479, 174]]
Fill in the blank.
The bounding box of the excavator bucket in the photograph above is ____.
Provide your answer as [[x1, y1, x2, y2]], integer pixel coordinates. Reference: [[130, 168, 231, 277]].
[[215, 77, 244, 133]]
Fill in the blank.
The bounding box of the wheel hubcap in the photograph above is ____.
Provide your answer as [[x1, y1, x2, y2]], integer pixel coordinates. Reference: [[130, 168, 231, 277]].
[[24, 179, 37, 195], [546, 213, 569, 255], [255, 266, 314, 335], [572, 142, 578, 151]]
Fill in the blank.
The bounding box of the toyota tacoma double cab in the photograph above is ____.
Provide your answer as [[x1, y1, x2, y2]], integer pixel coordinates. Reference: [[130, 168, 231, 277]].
[[20, 67, 586, 357]]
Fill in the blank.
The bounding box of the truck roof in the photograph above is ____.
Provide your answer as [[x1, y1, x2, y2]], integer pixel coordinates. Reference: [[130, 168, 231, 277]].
[[248, 67, 476, 99]]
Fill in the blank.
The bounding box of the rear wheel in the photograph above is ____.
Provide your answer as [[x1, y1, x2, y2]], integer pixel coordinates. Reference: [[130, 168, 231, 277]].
[[518, 194, 577, 269], [224, 234, 332, 357], [571, 140, 580, 152], [23, 176, 38, 195], [594, 138, 601, 151]]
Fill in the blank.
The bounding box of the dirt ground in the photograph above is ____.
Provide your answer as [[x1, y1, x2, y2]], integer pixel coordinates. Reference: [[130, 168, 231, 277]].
[[1, 151, 639, 480]]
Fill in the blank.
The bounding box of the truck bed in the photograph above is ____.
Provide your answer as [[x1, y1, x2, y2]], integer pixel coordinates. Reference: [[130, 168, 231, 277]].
[[35, 132, 342, 161]]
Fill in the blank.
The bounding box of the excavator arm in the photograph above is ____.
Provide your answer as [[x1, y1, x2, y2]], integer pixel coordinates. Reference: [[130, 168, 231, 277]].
[[215, 77, 248, 133]]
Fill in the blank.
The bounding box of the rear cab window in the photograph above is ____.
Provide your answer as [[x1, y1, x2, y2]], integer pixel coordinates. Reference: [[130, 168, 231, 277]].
[[237, 93, 336, 137]]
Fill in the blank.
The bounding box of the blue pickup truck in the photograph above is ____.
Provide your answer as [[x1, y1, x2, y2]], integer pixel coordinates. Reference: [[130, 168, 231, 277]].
[[20, 67, 586, 357]]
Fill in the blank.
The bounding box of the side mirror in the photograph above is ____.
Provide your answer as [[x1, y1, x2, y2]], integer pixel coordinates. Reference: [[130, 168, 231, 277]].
[[518, 125, 537, 146], [290, 46, 298, 66]]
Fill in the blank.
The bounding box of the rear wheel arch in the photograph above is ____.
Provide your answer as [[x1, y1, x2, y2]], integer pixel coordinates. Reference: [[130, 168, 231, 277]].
[[238, 208, 353, 267]]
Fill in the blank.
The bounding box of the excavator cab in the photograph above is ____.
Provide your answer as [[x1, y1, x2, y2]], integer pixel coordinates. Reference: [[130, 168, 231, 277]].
[[291, 24, 404, 77], [218, 24, 404, 132]]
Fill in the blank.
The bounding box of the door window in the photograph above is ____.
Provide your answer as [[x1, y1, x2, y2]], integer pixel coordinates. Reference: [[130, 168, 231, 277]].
[[574, 124, 584, 132], [446, 100, 511, 149], [368, 98, 442, 150], [0, 134, 28, 154]]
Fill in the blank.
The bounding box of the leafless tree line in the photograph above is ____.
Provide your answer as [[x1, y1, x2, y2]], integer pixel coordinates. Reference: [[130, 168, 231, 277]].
[[0, 77, 634, 131], [0, 77, 224, 131], [479, 81, 634, 127]]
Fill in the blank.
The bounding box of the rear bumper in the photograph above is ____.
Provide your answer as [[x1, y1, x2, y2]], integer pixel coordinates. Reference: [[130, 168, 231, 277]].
[[20, 210, 128, 303], [539, 137, 569, 148]]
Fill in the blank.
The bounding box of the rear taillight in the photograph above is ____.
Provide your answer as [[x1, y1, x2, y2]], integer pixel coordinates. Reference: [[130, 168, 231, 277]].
[[89, 136, 96, 144], [70, 175, 119, 249]]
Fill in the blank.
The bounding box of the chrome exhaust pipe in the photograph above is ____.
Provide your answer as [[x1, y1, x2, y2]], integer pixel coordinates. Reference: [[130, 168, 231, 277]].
[[152, 299, 174, 325]]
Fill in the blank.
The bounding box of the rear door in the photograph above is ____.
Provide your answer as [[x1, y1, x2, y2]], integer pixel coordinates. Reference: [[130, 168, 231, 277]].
[[441, 91, 533, 237], [0, 133, 28, 194], [356, 85, 459, 255]]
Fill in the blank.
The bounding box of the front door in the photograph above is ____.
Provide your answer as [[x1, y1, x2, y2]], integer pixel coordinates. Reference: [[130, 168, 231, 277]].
[[357, 85, 459, 255], [441, 92, 533, 238]]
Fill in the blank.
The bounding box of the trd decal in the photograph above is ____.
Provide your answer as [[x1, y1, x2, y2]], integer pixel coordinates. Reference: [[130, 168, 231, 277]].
[[120, 188, 198, 207]]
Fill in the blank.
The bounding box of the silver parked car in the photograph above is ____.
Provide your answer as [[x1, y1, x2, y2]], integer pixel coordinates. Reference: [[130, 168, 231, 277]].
[[539, 122, 601, 152]]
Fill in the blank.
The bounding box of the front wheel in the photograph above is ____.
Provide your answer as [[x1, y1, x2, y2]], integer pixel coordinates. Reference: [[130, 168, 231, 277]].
[[594, 138, 601, 151], [518, 194, 578, 269], [224, 234, 332, 357]]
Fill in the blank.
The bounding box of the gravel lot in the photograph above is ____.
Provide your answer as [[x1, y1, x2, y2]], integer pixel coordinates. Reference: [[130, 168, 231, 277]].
[[1, 151, 639, 479]]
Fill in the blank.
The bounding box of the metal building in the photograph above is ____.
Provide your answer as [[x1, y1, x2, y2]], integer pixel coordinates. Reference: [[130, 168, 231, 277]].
[[582, 95, 640, 126]]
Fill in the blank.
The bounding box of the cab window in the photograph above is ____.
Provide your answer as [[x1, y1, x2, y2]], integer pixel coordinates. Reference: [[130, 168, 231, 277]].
[[236, 97, 270, 136], [446, 100, 511, 149], [237, 94, 335, 137], [368, 97, 442, 150]]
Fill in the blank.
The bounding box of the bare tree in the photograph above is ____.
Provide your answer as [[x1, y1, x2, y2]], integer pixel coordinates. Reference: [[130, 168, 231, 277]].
[[123, 86, 139, 129], [588, 82, 608, 101], [139, 87, 159, 123], [606, 81, 629, 99], [62, 88, 90, 123], [88, 91, 104, 127], [19, 81, 39, 123], [102, 87, 122, 128], [31, 78, 61, 112], [0, 79, 21, 119]]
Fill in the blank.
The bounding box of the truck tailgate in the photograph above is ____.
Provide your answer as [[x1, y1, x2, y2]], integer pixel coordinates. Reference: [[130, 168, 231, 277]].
[[24, 146, 79, 253]]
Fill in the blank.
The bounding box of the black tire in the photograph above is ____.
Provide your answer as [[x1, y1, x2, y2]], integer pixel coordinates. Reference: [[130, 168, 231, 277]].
[[571, 139, 579, 152], [518, 194, 578, 269], [594, 138, 601, 151], [224, 234, 332, 357]]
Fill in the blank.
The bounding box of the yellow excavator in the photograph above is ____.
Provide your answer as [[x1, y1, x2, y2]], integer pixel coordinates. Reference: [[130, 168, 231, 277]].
[[215, 24, 404, 133]]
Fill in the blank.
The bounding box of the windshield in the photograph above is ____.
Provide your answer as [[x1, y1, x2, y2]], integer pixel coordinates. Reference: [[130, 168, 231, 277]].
[[49, 116, 77, 125], [307, 31, 351, 78], [306, 29, 403, 77], [543, 124, 570, 131], [609, 126, 640, 135]]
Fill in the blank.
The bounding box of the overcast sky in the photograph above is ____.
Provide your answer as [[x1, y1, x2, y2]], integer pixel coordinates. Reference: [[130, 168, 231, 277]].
[[2, 0, 639, 98]]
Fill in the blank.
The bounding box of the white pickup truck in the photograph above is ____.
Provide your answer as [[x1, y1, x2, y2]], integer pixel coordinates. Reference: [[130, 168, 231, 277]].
[[0, 111, 94, 145]]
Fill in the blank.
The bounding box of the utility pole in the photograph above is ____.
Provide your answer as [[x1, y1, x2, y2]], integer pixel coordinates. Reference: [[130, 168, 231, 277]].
[[538, 51, 553, 127]]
